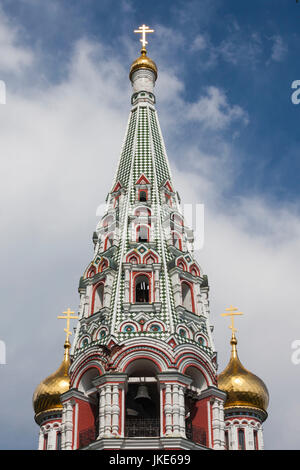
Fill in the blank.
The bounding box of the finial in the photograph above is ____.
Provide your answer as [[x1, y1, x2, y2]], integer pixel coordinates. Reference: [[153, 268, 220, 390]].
[[221, 305, 243, 359], [134, 24, 154, 53], [57, 308, 78, 344], [221, 305, 243, 340]]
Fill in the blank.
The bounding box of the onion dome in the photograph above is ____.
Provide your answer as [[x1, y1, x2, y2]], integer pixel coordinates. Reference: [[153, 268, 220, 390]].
[[129, 46, 158, 80], [218, 334, 269, 416], [33, 340, 71, 422]]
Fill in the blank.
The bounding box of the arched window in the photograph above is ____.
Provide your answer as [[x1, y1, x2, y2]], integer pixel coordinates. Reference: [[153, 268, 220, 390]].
[[93, 284, 104, 313], [139, 190, 147, 202], [173, 232, 182, 250], [135, 275, 150, 303], [104, 233, 114, 251], [135, 207, 151, 225], [128, 255, 138, 264], [137, 225, 149, 242], [165, 193, 172, 206], [146, 256, 155, 264], [181, 281, 194, 313]]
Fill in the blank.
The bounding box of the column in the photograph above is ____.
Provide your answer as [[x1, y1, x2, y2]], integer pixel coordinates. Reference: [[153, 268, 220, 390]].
[[257, 427, 264, 450], [104, 384, 113, 437], [64, 401, 74, 450], [111, 384, 120, 436], [172, 384, 180, 436], [178, 385, 186, 438], [164, 384, 172, 437], [98, 386, 106, 438], [94, 374, 127, 439], [38, 428, 44, 450], [212, 399, 225, 449]]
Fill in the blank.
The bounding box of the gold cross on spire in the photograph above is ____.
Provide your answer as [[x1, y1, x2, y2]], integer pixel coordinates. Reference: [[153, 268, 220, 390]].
[[221, 305, 243, 338], [57, 308, 78, 343], [134, 24, 154, 49]]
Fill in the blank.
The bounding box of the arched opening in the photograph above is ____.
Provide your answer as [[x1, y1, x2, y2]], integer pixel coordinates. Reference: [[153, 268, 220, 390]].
[[92, 284, 104, 314], [104, 233, 114, 251], [173, 232, 182, 250], [125, 359, 160, 437], [184, 365, 208, 446], [181, 281, 194, 312], [77, 368, 100, 448], [135, 275, 150, 303]]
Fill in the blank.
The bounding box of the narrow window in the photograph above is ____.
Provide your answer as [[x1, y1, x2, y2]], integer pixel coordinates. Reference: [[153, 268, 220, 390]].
[[225, 431, 229, 450], [253, 430, 258, 450], [135, 275, 150, 303], [139, 190, 147, 202], [238, 429, 245, 450], [44, 434, 48, 450], [56, 431, 61, 450], [181, 282, 194, 312], [93, 284, 104, 313]]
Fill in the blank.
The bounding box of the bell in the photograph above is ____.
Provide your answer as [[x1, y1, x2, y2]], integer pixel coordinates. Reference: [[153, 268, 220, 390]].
[[134, 384, 151, 402]]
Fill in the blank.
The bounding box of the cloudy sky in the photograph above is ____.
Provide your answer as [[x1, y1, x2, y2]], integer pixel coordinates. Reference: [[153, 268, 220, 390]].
[[0, 0, 299, 450]]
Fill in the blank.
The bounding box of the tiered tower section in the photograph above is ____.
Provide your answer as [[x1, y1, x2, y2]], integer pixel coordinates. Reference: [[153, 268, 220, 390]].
[[33, 33, 227, 451]]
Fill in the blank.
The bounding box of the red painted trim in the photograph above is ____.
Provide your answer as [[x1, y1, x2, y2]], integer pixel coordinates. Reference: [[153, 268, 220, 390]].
[[122, 354, 162, 373], [136, 174, 151, 185], [132, 271, 152, 303], [189, 263, 200, 276], [143, 250, 159, 264], [72, 364, 103, 389], [173, 232, 183, 251], [90, 280, 105, 315], [104, 233, 113, 251], [126, 252, 141, 264], [138, 188, 148, 202], [112, 181, 122, 193], [165, 193, 172, 207], [164, 180, 174, 192], [180, 279, 196, 313]]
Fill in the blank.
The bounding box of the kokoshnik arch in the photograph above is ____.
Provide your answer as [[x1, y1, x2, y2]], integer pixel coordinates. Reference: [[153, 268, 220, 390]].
[[32, 25, 269, 451]]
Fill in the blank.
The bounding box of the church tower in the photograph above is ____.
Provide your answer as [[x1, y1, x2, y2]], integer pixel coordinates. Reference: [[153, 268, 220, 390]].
[[32, 25, 268, 451], [218, 319, 269, 450]]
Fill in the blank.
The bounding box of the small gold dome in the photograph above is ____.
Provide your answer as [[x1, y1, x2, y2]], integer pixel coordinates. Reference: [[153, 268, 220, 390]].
[[218, 335, 269, 414], [129, 47, 158, 80], [33, 340, 71, 421]]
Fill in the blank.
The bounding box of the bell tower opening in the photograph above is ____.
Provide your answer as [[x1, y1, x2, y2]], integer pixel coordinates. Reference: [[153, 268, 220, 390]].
[[125, 359, 160, 438]]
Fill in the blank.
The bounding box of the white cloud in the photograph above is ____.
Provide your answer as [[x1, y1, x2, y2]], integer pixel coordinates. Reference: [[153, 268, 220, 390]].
[[269, 35, 288, 63], [186, 86, 249, 130], [191, 34, 207, 51], [0, 8, 33, 73]]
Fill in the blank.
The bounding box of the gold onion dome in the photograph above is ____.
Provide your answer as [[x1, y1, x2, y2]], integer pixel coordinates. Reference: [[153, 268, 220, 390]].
[[33, 340, 71, 420], [129, 46, 158, 80], [218, 335, 269, 415]]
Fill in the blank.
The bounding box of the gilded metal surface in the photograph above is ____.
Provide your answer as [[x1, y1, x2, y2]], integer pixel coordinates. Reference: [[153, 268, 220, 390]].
[[129, 49, 158, 80], [33, 341, 71, 416], [218, 336, 269, 412]]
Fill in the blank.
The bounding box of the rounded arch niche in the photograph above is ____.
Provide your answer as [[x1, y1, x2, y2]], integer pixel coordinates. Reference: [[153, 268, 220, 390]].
[[124, 358, 160, 438]]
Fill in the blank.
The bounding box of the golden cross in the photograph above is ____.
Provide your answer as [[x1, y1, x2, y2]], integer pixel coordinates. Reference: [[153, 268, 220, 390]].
[[134, 24, 154, 49], [221, 305, 243, 337], [57, 308, 78, 342]]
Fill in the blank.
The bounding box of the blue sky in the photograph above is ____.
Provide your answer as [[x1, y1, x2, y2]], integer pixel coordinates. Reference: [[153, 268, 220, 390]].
[[0, 0, 300, 450]]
